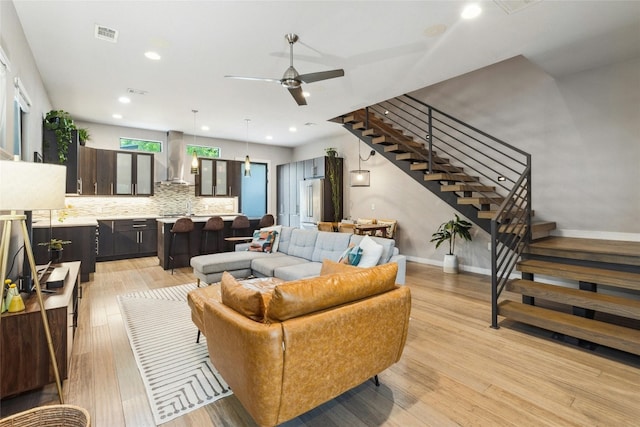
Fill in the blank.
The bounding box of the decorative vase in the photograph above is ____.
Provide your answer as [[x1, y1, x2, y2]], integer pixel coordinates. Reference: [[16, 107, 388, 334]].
[[443, 254, 459, 274], [4, 283, 20, 310], [51, 248, 63, 264], [8, 294, 25, 312]]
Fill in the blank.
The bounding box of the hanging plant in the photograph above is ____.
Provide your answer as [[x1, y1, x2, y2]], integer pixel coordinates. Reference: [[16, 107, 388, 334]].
[[44, 110, 77, 164], [326, 154, 341, 222]]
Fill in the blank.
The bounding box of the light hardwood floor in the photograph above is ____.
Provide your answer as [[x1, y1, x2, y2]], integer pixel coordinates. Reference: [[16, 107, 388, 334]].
[[2, 258, 639, 426]]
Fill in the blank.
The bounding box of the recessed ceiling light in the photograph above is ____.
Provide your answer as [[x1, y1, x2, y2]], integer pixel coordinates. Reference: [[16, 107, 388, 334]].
[[201, 125, 209, 131], [265, 135, 273, 140], [424, 23, 447, 37], [461, 3, 482, 19], [144, 51, 161, 60], [118, 96, 130, 104], [289, 127, 297, 133], [112, 113, 122, 119]]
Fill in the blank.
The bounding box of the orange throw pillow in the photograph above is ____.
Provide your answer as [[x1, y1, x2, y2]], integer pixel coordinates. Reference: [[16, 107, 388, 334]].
[[220, 272, 264, 321]]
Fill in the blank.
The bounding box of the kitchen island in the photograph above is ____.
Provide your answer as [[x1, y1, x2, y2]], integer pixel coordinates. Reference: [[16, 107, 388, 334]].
[[156, 215, 261, 270]]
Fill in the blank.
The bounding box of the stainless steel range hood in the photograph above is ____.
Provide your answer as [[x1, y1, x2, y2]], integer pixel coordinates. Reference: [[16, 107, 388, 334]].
[[162, 130, 188, 185]]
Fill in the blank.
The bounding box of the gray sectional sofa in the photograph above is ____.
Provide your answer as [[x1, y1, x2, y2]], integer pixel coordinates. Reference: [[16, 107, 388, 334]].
[[190, 226, 406, 285]]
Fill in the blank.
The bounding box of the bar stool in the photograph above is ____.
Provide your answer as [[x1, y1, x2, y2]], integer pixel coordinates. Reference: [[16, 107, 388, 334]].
[[168, 217, 194, 274], [224, 215, 252, 250], [201, 216, 225, 255], [258, 214, 275, 228]]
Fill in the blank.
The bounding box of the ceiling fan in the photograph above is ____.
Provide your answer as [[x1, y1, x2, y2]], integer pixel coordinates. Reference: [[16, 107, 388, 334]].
[[225, 33, 345, 106]]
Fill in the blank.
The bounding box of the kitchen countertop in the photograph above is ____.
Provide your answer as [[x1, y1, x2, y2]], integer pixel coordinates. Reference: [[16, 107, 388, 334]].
[[32, 213, 244, 228]]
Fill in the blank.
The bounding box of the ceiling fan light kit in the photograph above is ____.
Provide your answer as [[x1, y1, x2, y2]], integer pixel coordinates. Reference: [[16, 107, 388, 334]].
[[225, 33, 345, 106]]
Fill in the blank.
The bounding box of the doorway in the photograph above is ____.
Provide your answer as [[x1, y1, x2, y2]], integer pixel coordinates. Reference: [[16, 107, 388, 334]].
[[240, 162, 267, 217]]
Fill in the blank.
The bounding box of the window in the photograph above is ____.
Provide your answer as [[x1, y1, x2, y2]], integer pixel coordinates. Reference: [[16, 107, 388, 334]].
[[187, 144, 220, 158], [120, 137, 162, 153]]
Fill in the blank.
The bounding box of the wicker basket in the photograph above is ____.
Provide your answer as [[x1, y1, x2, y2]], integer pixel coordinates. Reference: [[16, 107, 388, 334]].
[[0, 404, 90, 427]]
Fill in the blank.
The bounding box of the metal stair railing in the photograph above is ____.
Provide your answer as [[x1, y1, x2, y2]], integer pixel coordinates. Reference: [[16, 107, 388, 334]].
[[359, 94, 531, 326]]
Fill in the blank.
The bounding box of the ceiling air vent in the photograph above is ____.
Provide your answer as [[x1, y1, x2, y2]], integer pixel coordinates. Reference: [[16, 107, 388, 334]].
[[493, 0, 542, 15], [95, 24, 118, 43]]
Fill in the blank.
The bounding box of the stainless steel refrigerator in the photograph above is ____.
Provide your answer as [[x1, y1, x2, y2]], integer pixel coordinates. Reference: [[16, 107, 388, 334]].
[[299, 179, 324, 229]]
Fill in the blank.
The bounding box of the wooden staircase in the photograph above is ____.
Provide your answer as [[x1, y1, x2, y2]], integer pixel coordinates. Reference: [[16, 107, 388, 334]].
[[332, 108, 554, 238], [502, 236, 640, 356], [333, 103, 639, 358]]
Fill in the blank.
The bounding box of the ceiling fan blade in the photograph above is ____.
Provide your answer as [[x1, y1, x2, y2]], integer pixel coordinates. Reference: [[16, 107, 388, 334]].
[[288, 86, 307, 106], [224, 75, 281, 84], [298, 69, 344, 84]]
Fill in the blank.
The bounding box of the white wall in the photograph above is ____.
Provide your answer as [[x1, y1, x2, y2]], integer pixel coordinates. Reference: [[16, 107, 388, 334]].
[[0, 0, 52, 160]]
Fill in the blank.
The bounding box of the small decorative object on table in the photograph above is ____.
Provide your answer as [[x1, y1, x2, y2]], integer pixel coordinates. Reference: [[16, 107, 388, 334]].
[[39, 238, 72, 264]]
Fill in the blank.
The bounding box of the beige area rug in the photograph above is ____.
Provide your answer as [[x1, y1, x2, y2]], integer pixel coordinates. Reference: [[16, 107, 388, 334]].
[[117, 283, 232, 425]]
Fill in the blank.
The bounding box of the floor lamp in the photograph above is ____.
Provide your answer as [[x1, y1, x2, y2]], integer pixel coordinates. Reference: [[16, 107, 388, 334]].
[[0, 159, 67, 403]]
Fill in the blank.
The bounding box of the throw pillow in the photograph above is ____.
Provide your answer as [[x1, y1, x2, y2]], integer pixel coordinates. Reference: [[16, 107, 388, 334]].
[[320, 259, 360, 275], [337, 243, 363, 265], [357, 234, 384, 267], [259, 225, 283, 252], [220, 272, 264, 321], [248, 230, 278, 253]]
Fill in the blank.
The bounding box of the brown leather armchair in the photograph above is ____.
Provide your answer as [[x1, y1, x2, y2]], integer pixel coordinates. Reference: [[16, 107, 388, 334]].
[[196, 262, 411, 426]]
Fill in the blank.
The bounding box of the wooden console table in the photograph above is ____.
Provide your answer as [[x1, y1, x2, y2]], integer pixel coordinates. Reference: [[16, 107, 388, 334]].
[[0, 261, 80, 399]]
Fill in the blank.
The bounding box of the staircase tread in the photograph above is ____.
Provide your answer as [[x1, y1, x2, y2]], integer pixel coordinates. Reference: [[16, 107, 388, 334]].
[[517, 259, 640, 291], [498, 300, 640, 355], [507, 279, 640, 320], [528, 237, 640, 261]]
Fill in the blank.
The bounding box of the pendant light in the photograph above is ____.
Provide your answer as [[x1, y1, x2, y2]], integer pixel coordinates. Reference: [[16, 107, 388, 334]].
[[244, 118, 251, 177], [350, 138, 375, 187], [190, 109, 199, 175]]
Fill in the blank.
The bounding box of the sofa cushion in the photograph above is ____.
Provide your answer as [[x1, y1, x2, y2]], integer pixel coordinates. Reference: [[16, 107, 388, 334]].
[[355, 235, 384, 267], [191, 251, 269, 274], [310, 231, 352, 263], [251, 254, 306, 278], [248, 229, 278, 253], [320, 259, 359, 275], [349, 234, 396, 264], [220, 272, 264, 321], [259, 225, 283, 252], [281, 229, 318, 259], [274, 226, 294, 253], [265, 262, 398, 322], [273, 262, 323, 282]]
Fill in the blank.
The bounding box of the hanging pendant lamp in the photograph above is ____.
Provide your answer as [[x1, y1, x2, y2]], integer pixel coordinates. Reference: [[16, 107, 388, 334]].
[[350, 138, 374, 187], [244, 118, 251, 177], [190, 109, 199, 175]]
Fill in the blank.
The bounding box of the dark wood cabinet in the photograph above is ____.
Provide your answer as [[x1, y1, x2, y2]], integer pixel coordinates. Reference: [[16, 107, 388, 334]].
[[98, 218, 157, 260], [78, 146, 97, 195], [114, 152, 154, 196], [196, 159, 242, 198], [96, 149, 116, 195], [0, 262, 80, 399], [33, 226, 96, 283]]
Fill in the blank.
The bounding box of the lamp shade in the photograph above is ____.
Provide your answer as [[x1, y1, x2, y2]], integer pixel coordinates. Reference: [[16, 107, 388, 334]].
[[350, 169, 370, 187], [0, 160, 66, 210]]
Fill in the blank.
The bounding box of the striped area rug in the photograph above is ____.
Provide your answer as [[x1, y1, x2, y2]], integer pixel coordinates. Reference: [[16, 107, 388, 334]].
[[118, 283, 232, 425]]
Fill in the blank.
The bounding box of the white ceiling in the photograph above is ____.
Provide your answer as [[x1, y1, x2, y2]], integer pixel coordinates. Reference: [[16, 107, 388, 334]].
[[13, 1, 640, 147]]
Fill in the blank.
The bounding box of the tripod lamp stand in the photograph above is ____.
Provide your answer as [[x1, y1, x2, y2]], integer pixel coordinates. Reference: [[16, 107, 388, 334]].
[[0, 159, 67, 403]]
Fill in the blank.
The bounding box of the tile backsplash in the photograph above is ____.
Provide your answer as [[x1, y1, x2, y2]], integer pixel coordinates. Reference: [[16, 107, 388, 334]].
[[34, 184, 237, 220]]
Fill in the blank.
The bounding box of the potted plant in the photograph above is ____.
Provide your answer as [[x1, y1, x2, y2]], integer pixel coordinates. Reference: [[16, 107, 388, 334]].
[[38, 238, 72, 264], [430, 214, 473, 273], [43, 110, 77, 163], [78, 127, 91, 145]]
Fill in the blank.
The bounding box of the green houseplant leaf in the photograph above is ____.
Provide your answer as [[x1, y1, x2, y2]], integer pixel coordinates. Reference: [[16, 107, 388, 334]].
[[430, 214, 473, 255]]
